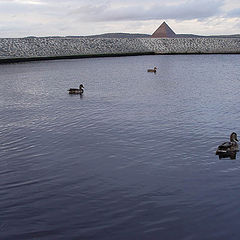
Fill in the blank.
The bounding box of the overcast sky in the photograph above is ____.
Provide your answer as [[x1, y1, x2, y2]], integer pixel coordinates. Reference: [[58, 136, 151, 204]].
[[0, 0, 239, 37]]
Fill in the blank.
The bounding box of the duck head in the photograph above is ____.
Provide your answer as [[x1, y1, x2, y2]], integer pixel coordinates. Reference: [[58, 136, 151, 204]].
[[230, 132, 238, 142], [79, 84, 84, 89]]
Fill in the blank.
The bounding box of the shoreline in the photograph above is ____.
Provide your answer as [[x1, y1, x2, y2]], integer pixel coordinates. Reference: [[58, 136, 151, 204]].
[[1, 51, 240, 64], [0, 52, 155, 64]]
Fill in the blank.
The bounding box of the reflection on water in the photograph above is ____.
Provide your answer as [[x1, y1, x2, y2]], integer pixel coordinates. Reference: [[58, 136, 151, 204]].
[[217, 151, 238, 160], [1, 54, 240, 240]]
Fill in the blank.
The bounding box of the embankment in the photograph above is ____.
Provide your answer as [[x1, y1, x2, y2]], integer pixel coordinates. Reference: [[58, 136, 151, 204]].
[[0, 37, 239, 63]]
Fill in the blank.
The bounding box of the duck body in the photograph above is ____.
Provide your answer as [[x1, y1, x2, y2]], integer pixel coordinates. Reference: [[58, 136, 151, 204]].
[[147, 67, 157, 73], [68, 84, 84, 94], [216, 132, 239, 156]]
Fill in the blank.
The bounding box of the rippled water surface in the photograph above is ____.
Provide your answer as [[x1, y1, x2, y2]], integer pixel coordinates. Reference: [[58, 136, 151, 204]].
[[1, 54, 240, 240]]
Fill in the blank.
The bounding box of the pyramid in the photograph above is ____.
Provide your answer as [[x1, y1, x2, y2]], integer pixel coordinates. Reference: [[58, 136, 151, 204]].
[[151, 22, 176, 38]]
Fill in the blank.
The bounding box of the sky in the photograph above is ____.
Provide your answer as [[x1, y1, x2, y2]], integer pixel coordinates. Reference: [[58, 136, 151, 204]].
[[0, 0, 239, 37]]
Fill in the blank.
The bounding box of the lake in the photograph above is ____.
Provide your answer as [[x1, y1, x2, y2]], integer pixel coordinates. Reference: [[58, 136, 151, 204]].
[[1, 54, 240, 240]]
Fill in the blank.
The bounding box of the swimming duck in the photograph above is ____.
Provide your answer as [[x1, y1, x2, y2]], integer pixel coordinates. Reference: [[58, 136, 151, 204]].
[[216, 132, 239, 156], [147, 67, 157, 73], [68, 84, 84, 94]]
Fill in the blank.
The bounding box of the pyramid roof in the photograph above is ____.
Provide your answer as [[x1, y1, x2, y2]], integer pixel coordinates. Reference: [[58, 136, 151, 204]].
[[151, 22, 176, 38]]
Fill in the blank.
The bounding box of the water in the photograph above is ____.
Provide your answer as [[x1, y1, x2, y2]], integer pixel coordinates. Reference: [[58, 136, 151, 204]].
[[1, 54, 240, 240]]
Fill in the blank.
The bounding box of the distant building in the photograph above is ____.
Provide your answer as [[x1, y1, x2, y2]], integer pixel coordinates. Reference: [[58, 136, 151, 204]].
[[151, 22, 176, 38]]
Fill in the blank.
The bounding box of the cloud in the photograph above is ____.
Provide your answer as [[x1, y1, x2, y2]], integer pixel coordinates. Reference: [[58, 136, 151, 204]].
[[0, 0, 239, 37], [227, 8, 240, 17], [0, 1, 48, 14], [0, 0, 227, 21], [70, 0, 224, 22]]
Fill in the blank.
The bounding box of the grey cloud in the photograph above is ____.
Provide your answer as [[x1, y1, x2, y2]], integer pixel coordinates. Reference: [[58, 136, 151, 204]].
[[0, 0, 224, 21], [71, 0, 224, 22], [0, 1, 48, 14], [227, 8, 240, 17]]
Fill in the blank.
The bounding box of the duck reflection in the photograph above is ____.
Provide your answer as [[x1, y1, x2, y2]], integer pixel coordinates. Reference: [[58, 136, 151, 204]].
[[217, 151, 237, 160]]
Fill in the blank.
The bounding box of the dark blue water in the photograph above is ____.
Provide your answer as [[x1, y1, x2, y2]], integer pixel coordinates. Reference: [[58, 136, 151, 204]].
[[1, 54, 240, 240]]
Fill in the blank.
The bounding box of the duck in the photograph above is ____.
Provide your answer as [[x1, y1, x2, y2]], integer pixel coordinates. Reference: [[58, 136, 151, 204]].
[[216, 132, 239, 156], [68, 84, 84, 94], [147, 67, 157, 73]]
